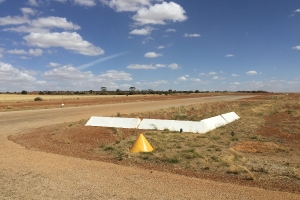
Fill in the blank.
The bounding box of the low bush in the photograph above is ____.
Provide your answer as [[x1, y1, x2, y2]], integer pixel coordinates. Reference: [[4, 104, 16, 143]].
[[34, 97, 43, 101]]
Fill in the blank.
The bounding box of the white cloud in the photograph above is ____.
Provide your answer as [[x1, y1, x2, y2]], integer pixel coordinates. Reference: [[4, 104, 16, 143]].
[[142, 36, 154, 44], [74, 0, 96, 7], [21, 7, 36, 15], [101, 0, 152, 12], [55, 0, 67, 2], [127, 63, 178, 70], [0, 0, 5, 4], [142, 37, 154, 44], [242, 80, 263, 89], [212, 76, 219, 80], [127, 64, 160, 69], [27, 0, 39, 7], [184, 33, 201, 37], [3, 16, 80, 34], [0, 62, 36, 85], [199, 73, 205, 76], [30, 16, 81, 30], [225, 54, 234, 57], [232, 74, 239, 77], [23, 32, 104, 56], [157, 45, 165, 49], [23, 69, 38, 76], [132, 2, 187, 25], [6, 48, 43, 56], [208, 71, 217, 75], [0, 15, 29, 26], [178, 76, 187, 81], [7, 49, 28, 55], [21, 56, 32, 60], [155, 64, 166, 67], [130, 26, 154, 35], [48, 62, 61, 67], [246, 70, 258, 75], [292, 46, 300, 50], [144, 52, 162, 58], [4, 25, 50, 33], [190, 78, 202, 82], [44, 65, 94, 80], [28, 48, 43, 56], [295, 9, 300, 12], [96, 70, 132, 81], [166, 28, 176, 32], [168, 63, 179, 69], [135, 79, 168, 88], [43, 66, 132, 90], [150, 80, 168, 85]]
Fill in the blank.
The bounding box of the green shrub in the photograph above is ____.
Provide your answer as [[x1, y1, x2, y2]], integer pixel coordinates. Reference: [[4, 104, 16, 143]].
[[34, 97, 43, 101]]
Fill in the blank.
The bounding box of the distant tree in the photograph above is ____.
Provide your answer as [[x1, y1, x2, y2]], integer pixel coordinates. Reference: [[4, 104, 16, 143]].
[[195, 90, 199, 93], [101, 87, 107, 92], [148, 89, 154, 94], [21, 90, 27, 94], [129, 87, 136, 91]]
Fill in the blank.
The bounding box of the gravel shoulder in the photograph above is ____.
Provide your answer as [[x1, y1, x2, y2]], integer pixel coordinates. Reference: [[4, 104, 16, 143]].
[[1, 95, 299, 199]]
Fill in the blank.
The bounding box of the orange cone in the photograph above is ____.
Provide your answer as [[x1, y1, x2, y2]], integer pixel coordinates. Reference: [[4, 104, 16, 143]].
[[129, 134, 154, 153]]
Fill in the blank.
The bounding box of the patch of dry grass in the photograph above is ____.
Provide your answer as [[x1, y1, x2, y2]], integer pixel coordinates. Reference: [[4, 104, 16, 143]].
[[95, 94, 300, 181], [293, 168, 300, 180]]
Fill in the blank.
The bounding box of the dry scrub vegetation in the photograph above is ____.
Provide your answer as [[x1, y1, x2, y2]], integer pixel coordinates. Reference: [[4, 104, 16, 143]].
[[10, 93, 300, 193]]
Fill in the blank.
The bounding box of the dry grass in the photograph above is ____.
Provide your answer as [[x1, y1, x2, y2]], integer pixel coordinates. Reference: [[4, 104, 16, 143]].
[[293, 168, 300, 180], [93, 94, 300, 181], [10, 93, 300, 189], [0, 94, 140, 102], [0, 93, 216, 112]]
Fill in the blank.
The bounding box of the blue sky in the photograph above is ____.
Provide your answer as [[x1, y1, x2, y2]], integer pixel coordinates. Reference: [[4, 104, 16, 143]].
[[0, 0, 299, 92]]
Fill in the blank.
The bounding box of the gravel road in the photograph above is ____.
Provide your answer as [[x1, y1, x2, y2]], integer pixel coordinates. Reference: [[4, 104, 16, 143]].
[[1, 95, 299, 199]]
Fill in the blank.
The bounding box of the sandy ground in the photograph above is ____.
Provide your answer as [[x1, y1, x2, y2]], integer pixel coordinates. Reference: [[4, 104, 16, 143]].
[[0, 94, 136, 101], [1, 95, 299, 199]]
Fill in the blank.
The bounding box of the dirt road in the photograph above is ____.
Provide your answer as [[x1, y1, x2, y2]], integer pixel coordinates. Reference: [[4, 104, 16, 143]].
[[1, 95, 299, 199]]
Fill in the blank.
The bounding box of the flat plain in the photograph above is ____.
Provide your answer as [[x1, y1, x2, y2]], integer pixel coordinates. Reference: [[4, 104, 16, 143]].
[[1, 93, 300, 199]]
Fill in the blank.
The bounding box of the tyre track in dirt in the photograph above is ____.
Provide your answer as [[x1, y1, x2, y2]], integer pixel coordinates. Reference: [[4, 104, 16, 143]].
[[1, 95, 299, 199]]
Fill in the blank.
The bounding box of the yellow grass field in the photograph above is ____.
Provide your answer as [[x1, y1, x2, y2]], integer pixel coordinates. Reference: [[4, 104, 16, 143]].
[[0, 94, 141, 102]]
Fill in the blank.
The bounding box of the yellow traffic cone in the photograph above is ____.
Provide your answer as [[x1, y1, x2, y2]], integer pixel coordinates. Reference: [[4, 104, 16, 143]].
[[129, 134, 154, 153]]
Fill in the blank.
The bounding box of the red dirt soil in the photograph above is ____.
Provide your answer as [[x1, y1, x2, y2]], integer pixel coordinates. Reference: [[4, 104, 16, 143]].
[[9, 94, 300, 194], [0, 94, 209, 111]]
